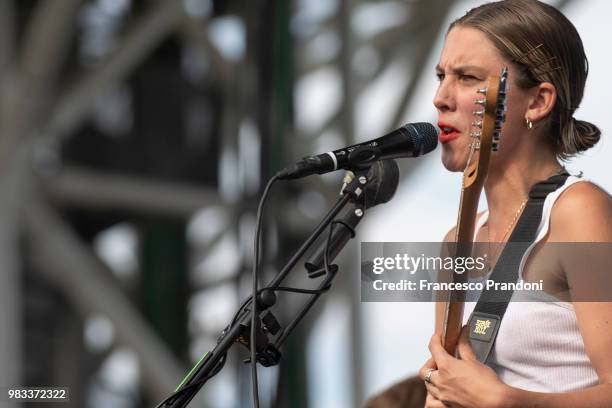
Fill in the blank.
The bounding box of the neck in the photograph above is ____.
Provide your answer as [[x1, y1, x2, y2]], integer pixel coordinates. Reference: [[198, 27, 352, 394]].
[[483, 142, 562, 240]]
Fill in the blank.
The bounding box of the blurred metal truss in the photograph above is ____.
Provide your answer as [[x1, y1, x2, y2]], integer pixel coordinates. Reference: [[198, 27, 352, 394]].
[[0, 0, 574, 407]]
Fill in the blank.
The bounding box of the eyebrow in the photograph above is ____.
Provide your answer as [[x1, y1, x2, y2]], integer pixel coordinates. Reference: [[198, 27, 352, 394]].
[[435, 64, 486, 75]]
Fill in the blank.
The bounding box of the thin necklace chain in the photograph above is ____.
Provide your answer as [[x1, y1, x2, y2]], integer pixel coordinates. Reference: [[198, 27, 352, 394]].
[[483, 166, 566, 272], [486, 198, 528, 272]]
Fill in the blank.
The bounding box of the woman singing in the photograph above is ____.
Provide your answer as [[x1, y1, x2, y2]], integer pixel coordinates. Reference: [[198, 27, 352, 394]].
[[418, 0, 612, 407]]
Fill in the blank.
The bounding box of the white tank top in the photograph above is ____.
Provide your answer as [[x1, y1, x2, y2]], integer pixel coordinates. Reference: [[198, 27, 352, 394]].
[[462, 175, 600, 392]]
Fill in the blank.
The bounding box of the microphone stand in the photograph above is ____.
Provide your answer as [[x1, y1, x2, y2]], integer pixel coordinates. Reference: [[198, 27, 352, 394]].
[[160, 168, 372, 408]]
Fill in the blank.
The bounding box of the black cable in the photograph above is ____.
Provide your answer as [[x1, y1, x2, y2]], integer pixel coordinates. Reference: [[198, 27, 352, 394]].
[[250, 175, 278, 408], [154, 177, 346, 408], [272, 285, 331, 295], [155, 278, 334, 408], [154, 354, 227, 408], [230, 285, 332, 329], [239, 220, 338, 345]]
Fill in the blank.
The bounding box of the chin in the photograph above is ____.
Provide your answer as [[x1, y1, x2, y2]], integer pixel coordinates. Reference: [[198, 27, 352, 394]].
[[441, 147, 467, 172]]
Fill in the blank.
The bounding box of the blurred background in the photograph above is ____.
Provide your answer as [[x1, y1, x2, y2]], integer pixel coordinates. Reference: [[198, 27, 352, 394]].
[[0, 0, 609, 407]]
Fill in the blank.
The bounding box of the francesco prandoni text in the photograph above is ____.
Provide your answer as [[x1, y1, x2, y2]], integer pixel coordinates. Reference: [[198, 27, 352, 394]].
[[372, 279, 543, 292]]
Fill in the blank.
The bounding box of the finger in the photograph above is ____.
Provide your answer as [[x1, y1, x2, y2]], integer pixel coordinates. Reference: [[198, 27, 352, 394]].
[[425, 392, 447, 408], [426, 391, 440, 402], [457, 326, 477, 361], [425, 357, 437, 368], [428, 333, 452, 365], [419, 358, 437, 380], [425, 381, 442, 400]]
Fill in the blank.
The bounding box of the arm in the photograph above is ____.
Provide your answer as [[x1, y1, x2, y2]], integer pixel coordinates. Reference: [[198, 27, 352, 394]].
[[435, 225, 458, 333], [422, 225, 457, 408], [503, 182, 612, 407]]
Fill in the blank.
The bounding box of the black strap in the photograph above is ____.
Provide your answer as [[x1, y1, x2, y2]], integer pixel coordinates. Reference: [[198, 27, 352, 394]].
[[468, 171, 570, 362]]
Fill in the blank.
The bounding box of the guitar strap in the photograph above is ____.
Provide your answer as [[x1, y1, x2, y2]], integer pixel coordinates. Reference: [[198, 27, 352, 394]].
[[468, 170, 570, 363]]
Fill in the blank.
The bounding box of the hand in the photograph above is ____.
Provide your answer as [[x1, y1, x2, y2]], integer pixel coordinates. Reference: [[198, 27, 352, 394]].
[[419, 328, 509, 408]]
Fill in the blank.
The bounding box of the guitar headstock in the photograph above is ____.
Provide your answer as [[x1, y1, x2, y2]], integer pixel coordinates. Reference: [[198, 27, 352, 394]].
[[462, 67, 509, 188]]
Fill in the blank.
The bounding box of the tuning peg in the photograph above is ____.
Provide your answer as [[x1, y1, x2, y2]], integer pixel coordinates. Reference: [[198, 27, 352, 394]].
[[473, 109, 485, 117], [492, 141, 500, 152], [493, 131, 502, 141], [471, 140, 481, 150], [470, 130, 481, 139], [494, 124, 503, 131], [472, 120, 483, 129], [474, 98, 486, 106], [477, 88, 487, 94]]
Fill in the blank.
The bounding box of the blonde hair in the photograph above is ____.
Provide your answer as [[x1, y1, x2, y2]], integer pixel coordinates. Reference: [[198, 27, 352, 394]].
[[450, 0, 600, 160]]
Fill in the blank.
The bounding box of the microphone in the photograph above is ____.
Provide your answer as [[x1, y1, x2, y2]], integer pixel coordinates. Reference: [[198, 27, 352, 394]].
[[276, 122, 437, 180], [304, 160, 400, 276]]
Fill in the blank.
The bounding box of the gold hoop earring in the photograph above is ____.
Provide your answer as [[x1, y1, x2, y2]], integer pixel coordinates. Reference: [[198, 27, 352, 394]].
[[526, 118, 533, 130]]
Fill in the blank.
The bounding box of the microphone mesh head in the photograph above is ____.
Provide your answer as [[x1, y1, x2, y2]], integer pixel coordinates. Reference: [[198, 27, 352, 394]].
[[403, 122, 438, 157]]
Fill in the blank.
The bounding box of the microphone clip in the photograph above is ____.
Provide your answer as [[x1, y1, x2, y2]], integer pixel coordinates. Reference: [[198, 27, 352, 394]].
[[339, 165, 371, 203]]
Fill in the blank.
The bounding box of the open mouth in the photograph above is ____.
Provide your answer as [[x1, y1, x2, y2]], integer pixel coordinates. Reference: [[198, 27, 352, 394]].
[[438, 123, 461, 144]]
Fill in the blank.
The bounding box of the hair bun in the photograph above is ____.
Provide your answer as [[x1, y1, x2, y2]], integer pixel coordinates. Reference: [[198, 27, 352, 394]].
[[563, 118, 601, 156]]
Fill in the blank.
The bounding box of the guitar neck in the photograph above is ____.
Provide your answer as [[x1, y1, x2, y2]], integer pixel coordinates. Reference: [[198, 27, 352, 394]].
[[438, 68, 507, 356], [442, 179, 483, 355]]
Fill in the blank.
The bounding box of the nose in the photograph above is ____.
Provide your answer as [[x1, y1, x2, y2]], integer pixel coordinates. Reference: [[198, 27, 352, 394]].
[[433, 78, 455, 112]]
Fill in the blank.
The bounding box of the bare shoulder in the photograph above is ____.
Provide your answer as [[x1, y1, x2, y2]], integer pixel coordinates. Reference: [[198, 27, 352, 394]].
[[443, 225, 457, 242], [550, 180, 612, 241]]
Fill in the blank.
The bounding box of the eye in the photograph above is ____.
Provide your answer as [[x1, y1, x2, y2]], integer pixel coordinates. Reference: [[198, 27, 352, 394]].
[[459, 74, 478, 82], [435, 72, 445, 82]]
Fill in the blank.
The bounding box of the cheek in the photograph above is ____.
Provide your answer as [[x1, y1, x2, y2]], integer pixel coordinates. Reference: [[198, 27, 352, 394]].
[[503, 87, 531, 129], [496, 104, 526, 148], [505, 100, 526, 126]]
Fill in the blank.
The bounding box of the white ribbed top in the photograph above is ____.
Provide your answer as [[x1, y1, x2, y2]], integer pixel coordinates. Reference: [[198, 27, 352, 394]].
[[463, 175, 600, 392]]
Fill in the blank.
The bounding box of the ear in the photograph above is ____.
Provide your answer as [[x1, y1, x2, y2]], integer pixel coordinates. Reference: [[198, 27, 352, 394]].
[[525, 82, 556, 123]]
